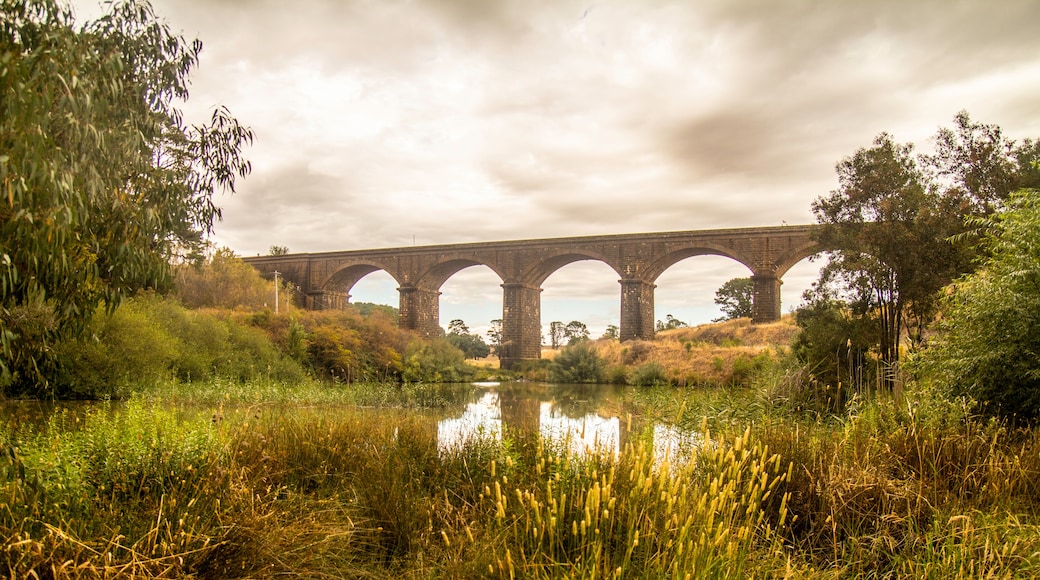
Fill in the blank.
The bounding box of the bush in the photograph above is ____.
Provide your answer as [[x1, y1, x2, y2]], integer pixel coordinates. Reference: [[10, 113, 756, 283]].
[[55, 298, 177, 397], [401, 339, 475, 383], [628, 361, 669, 386], [548, 343, 605, 383], [251, 308, 410, 383], [916, 190, 1040, 421], [53, 296, 305, 397], [792, 297, 878, 392], [446, 332, 491, 359]]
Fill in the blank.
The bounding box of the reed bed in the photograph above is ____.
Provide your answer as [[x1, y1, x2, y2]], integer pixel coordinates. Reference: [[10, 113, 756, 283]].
[[3, 380, 1040, 578]]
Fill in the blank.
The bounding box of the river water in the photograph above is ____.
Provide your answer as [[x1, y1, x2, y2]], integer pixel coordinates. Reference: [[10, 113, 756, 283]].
[[436, 382, 700, 462], [2, 382, 703, 462]]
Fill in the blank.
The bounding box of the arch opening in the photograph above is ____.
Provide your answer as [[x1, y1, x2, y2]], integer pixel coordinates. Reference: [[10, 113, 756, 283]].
[[654, 255, 753, 327], [541, 260, 621, 344], [343, 269, 399, 311], [779, 256, 824, 317], [438, 264, 504, 340]]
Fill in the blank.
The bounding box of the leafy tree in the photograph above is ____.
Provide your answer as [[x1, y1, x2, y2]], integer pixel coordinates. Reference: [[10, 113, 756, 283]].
[[447, 319, 469, 335], [445, 318, 490, 359], [713, 278, 753, 321], [564, 320, 590, 345], [656, 314, 687, 331], [350, 302, 398, 318], [446, 332, 490, 360], [268, 245, 290, 256], [601, 324, 619, 340], [810, 114, 1040, 391], [792, 295, 878, 393], [922, 111, 1021, 216], [402, 339, 474, 383], [548, 321, 566, 349], [0, 0, 253, 393], [487, 319, 503, 354], [175, 247, 275, 310], [916, 190, 1040, 421], [812, 133, 966, 387]]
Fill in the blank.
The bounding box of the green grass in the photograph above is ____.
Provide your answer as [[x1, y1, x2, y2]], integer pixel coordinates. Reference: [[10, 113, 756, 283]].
[[3, 377, 1040, 578]]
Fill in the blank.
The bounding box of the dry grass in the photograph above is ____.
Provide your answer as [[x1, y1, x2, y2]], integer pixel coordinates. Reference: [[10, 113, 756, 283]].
[[587, 317, 797, 386], [7, 371, 1040, 578]]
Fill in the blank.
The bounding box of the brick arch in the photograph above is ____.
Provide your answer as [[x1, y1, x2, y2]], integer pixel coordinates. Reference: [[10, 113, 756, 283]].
[[519, 252, 624, 288], [642, 245, 754, 284], [414, 258, 506, 291], [323, 262, 402, 294], [772, 239, 822, 278]]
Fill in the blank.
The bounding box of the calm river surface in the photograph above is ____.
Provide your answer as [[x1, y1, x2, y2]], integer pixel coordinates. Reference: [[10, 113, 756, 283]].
[[2, 382, 702, 460], [435, 382, 700, 460]]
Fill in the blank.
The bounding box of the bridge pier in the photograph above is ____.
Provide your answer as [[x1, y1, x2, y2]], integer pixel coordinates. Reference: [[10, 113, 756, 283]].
[[399, 285, 442, 338], [751, 274, 782, 323], [305, 290, 349, 310], [500, 283, 542, 370], [619, 279, 656, 341]]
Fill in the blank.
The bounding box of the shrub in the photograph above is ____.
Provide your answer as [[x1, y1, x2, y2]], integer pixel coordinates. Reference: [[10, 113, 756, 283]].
[[916, 191, 1040, 421], [55, 297, 177, 397], [53, 296, 305, 396], [628, 361, 669, 386], [402, 339, 475, 383], [548, 343, 605, 383]]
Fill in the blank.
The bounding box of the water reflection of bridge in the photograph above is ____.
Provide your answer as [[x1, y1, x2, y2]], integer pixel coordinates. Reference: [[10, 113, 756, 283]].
[[437, 384, 699, 462]]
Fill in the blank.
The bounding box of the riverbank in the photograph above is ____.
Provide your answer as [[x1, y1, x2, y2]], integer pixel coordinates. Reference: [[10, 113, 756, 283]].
[[3, 378, 1039, 578]]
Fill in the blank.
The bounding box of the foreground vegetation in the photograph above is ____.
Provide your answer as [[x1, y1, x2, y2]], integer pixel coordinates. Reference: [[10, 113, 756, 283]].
[[3, 378, 1040, 578]]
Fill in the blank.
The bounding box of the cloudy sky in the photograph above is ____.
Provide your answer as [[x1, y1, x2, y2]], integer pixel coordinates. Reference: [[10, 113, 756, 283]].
[[76, 0, 1040, 337]]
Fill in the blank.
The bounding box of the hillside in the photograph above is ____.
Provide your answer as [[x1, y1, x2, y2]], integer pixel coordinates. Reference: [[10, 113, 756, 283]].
[[589, 317, 798, 386]]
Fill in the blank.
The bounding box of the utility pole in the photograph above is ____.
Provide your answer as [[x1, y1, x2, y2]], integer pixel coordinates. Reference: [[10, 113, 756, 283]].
[[273, 271, 280, 314]]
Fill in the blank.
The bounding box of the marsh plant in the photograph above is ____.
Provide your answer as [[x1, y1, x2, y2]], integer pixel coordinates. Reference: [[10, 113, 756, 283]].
[[3, 380, 1040, 578]]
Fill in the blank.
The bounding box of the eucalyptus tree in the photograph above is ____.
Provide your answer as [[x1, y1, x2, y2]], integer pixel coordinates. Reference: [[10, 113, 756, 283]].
[[1, 0, 253, 394], [548, 321, 565, 349], [811, 133, 963, 386], [808, 113, 1040, 390], [713, 277, 753, 321], [564, 320, 590, 345]]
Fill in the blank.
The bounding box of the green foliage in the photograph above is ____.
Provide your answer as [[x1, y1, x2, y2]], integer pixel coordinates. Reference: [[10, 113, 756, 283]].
[[655, 314, 687, 331], [306, 325, 362, 381], [813, 132, 953, 375], [446, 330, 491, 359], [349, 302, 398, 318], [487, 318, 503, 353], [792, 297, 878, 392], [564, 320, 590, 345], [52, 295, 305, 397], [549, 321, 566, 349], [809, 113, 1038, 389], [0, 0, 253, 393], [401, 338, 475, 383], [729, 352, 773, 385], [250, 307, 409, 383], [548, 342, 605, 383], [175, 247, 276, 310], [447, 319, 469, 335], [916, 190, 1040, 421], [713, 277, 754, 321], [628, 361, 669, 386]]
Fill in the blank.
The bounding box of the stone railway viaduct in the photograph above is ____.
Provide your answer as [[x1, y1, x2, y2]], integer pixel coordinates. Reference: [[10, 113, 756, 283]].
[[244, 225, 820, 369]]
